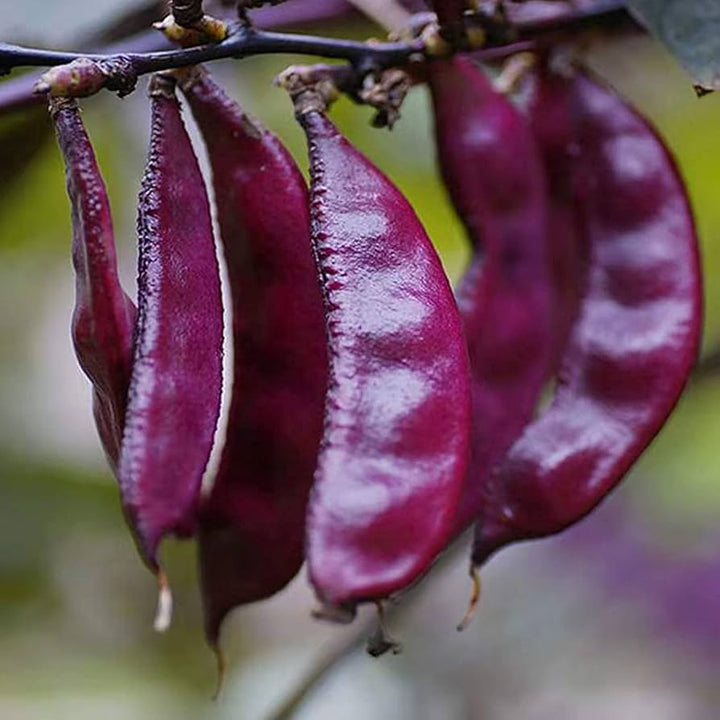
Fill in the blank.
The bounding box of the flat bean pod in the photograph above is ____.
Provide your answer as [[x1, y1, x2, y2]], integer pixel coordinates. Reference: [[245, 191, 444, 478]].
[[51, 97, 136, 471], [178, 68, 327, 648], [292, 89, 472, 615], [473, 68, 703, 565], [118, 75, 223, 586], [428, 56, 554, 536]]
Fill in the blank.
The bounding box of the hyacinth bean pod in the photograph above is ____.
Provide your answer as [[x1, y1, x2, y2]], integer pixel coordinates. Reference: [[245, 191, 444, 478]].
[[428, 56, 554, 536], [523, 60, 588, 366], [472, 68, 703, 566], [50, 97, 136, 472], [294, 93, 472, 614], [118, 75, 223, 600], [178, 68, 327, 648]]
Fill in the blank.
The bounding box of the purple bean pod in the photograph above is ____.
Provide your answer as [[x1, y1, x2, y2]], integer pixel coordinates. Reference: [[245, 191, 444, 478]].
[[295, 98, 472, 615], [178, 67, 327, 648], [118, 75, 223, 594], [522, 60, 589, 369], [473, 68, 703, 565], [50, 97, 136, 471], [427, 56, 554, 536]]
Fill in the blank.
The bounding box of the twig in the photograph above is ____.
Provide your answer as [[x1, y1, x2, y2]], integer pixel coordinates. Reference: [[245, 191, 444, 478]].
[[265, 628, 370, 720], [264, 533, 476, 718], [0, 25, 421, 74], [0, 2, 635, 98], [0, 0, 355, 117]]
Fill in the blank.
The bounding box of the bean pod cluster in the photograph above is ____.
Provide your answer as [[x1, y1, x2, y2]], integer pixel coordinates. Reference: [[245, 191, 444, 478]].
[[47, 28, 702, 666]]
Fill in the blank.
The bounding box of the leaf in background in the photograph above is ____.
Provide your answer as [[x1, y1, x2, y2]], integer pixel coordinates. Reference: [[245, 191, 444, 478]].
[[626, 0, 720, 94]]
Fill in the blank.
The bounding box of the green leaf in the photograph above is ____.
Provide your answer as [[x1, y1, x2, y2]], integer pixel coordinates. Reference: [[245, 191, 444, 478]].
[[626, 0, 720, 94]]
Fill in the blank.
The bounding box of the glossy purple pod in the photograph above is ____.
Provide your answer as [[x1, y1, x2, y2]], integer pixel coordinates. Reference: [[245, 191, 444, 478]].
[[472, 69, 703, 565], [297, 105, 472, 613], [428, 56, 554, 536], [522, 61, 588, 368], [50, 97, 136, 471], [118, 75, 223, 576], [178, 68, 327, 648]]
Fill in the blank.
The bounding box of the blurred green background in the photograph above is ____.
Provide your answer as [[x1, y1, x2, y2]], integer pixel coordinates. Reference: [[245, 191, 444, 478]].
[[2, 3, 720, 719]]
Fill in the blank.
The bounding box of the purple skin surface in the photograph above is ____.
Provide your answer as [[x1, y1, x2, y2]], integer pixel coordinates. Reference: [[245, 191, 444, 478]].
[[428, 57, 554, 536], [299, 108, 472, 612], [473, 69, 703, 565], [179, 68, 327, 648], [523, 62, 589, 369], [118, 78, 223, 573], [51, 99, 136, 472]]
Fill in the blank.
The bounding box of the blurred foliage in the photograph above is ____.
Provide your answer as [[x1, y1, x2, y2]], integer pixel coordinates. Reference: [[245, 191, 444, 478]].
[[3, 5, 720, 720], [627, 0, 720, 93]]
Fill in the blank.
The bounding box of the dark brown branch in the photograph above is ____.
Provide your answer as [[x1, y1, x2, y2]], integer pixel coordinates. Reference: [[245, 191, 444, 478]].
[[0, 1, 636, 100], [0, 24, 422, 76], [0, 0, 354, 117]]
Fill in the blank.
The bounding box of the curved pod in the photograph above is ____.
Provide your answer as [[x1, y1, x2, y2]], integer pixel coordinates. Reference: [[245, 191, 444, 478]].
[[428, 56, 554, 535], [523, 60, 588, 367], [473, 69, 703, 564], [298, 104, 472, 612], [118, 75, 223, 577], [51, 97, 136, 471], [179, 68, 327, 648]]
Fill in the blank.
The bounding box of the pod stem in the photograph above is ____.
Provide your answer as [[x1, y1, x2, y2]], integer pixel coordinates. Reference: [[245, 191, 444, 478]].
[[211, 642, 228, 701], [275, 65, 339, 117], [311, 602, 357, 624], [47, 95, 77, 117], [148, 72, 178, 99], [153, 568, 174, 633], [366, 602, 402, 657], [456, 566, 481, 632]]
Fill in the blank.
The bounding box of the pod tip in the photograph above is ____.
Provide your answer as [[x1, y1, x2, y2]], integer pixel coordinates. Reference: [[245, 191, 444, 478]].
[[211, 643, 228, 701], [456, 566, 481, 632], [311, 602, 356, 625], [153, 569, 173, 632], [366, 601, 402, 657]]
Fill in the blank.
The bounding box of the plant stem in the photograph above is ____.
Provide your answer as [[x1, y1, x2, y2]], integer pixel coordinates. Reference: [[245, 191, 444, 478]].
[[0, 2, 635, 87], [0, 25, 422, 75], [265, 628, 370, 720]]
